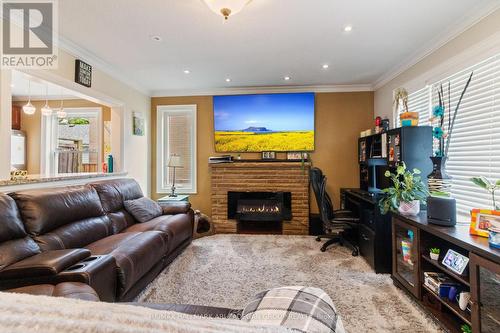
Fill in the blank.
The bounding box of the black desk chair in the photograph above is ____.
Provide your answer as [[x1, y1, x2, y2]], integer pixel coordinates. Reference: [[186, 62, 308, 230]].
[[310, 167, 360, 255]]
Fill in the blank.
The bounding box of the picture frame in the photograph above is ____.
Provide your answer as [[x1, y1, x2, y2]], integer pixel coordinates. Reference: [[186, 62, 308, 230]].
[[286, 152, 308, 161], [442, 249, 469, 275], [470, 208, 500, 238], [132, 112, 145, 136], [261, 151, 276, 160]]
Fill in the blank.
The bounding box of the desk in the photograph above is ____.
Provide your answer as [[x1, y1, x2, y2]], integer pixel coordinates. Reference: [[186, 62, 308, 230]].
[[341, 188, 392, 273]]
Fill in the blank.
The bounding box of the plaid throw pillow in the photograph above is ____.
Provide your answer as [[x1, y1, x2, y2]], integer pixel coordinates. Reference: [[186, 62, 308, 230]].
[[241, 286, 344, 333]]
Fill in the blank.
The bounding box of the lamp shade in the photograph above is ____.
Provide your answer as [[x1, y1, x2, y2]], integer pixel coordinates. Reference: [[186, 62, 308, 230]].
[[168, 155, 182, 167], [203, 0, 252, 20]]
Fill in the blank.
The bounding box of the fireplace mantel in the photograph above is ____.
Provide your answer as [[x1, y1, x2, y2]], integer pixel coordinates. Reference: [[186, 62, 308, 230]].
[[210, 161, 310, 235]]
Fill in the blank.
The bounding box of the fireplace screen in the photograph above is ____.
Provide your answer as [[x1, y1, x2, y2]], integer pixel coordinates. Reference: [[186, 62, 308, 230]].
[[228, 191, 292, 222]]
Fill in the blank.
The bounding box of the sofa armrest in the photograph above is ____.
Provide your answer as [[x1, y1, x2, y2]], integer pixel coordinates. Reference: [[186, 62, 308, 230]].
[[0, 249, 91, 279], [159, 201, 192, 215]]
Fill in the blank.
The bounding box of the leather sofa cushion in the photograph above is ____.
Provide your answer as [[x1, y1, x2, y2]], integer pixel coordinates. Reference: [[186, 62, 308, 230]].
[[124, 214, 193, 252], [10, 185, 105, 235], [0, 194, 27, 243], [33, 216, 113, 251], [85, 231, 168, 296], [124, 197, 162, 223], [7, 282, 100, 301], [0, 237, 40, 271], [159, 201, 192, 215], [0, 249, 91, 279], [90, 179, 143, 213]]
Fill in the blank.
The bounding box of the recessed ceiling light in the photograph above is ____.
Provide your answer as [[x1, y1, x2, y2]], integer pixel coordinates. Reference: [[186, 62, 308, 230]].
[[284, 76, 291, 81], [225, 78, 231, 82], [322, 64, 329, 69], [150, 35, 162, 42], [10, 84, 14, 88], [343, 25, 353, 32], [183, 69, 190, 74]]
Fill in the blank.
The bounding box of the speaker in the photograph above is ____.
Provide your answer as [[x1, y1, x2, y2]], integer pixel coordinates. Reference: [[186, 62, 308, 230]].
[[427, 196, 457, 226]]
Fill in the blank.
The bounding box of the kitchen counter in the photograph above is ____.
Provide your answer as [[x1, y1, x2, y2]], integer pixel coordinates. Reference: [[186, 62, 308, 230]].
[[0, 172, 128, 192]]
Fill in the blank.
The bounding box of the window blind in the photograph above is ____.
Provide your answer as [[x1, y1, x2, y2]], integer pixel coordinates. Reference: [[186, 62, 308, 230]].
[[157, 105, 197, 194], [431, 54, 500, 219]]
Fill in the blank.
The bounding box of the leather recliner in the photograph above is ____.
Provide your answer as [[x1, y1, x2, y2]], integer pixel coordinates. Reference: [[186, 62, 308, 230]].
[[0, 178, 194, 302]]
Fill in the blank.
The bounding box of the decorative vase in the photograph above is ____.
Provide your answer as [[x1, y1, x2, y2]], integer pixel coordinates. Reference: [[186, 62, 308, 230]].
[[398, 200, 420, 216], [428, 156, 452, 194], [430, 252, 439, 260]]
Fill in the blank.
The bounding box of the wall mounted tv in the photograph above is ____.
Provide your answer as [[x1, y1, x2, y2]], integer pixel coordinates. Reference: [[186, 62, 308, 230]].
[[213, 92, 315, 152]]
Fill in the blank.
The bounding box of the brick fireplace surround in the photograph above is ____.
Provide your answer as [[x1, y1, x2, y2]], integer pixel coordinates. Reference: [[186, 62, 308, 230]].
[[210, 162, 310, 235]]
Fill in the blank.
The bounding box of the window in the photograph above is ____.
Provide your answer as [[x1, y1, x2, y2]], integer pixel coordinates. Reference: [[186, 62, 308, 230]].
[[432, 55, 500, 218], [395, 54, 500, 218], [42, 108, 102, 175], [157, 105, 197, 194]]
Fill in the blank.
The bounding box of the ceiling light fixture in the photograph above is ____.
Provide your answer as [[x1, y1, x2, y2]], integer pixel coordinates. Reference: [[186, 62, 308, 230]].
[[322, 64, 329, 69], [225, 78, 231, 82], [284, 76, 291, 81], [22, 80, 36, 115], [41, 85, 53, 116], [150, 35, 162, 42], [203, 0, 252, 21], [56, 88, 66, 119], [343, 25, 353, 32], [183, 69, 191, 74]]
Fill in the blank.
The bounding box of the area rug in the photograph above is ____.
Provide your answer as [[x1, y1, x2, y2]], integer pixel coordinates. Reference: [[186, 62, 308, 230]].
[[138, 235, 442, 333]]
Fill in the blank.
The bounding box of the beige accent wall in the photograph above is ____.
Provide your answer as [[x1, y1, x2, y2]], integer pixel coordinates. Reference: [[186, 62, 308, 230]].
[[375, 9, 500, 122], [14, 99, 111, 175], [151, 92, 374, 215]]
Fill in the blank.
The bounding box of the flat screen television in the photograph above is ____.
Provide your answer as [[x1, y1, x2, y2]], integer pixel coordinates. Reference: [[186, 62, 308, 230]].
[[213, 92, 315, 152]]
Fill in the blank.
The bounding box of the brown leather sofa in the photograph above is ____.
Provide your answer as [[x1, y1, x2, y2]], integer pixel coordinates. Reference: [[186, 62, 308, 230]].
[[0, 178, 193, 302]]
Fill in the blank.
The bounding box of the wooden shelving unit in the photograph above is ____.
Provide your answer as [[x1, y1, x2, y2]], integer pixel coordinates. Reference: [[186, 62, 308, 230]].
[[392, 213, 500, 333], [421, 254, 470, 286]]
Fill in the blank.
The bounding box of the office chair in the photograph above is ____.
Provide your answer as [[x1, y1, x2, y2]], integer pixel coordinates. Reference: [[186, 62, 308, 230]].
[[310, 167, 360, 255]]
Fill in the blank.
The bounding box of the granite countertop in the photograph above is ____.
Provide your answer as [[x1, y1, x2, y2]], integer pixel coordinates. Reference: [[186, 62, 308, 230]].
[[0, 172, 128, 187]]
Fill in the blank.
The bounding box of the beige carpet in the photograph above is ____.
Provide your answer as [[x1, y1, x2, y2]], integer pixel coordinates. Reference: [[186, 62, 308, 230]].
[[138, 235, 442, 333]]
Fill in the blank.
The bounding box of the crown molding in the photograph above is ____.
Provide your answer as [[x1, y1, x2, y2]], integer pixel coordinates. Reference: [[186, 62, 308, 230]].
[[58, 37, 152, 96], [151, 84, 373, 97], [373, 3, 500, 91]]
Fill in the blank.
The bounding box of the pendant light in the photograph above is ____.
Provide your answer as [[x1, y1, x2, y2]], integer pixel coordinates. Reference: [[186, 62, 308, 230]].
[[41, 84, 53, 116], [56, 89, 66, 119], [22, 80, 36, 115], [203, 0, 252, 21]]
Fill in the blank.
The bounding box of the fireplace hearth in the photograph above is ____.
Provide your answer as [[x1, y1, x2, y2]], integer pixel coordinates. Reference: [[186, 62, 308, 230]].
[[210, 162, 310, 235], [228, 191, 292, 221]]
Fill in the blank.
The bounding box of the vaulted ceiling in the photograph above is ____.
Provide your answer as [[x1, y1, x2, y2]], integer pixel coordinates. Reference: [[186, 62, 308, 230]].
[[58, 0, 500, 95]]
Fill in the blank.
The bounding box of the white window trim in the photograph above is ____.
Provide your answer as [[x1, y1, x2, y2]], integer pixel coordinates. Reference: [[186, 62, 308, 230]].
[[156, 104, 197, 194]]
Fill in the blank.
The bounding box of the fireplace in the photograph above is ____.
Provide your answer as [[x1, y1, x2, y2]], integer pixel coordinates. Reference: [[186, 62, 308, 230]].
[[228, 191, 292, 234]]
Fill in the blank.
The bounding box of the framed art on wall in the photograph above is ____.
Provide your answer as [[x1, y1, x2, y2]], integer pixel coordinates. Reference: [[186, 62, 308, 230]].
[[133, 112, 145, 136]]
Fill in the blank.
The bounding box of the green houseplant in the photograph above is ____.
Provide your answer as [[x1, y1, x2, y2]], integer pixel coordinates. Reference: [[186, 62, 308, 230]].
[[429, 248, 440, 260], [379, 162, 429, 216], [470, 176, 500, 210]]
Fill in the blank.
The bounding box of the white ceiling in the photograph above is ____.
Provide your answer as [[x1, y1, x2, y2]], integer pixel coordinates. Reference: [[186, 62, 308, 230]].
[[58, 0, 500, 95]]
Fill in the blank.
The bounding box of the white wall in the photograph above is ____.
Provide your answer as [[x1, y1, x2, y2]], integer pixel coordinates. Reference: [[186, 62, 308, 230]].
[[0, 49, 151, 194], [375, 9, 500, 123]]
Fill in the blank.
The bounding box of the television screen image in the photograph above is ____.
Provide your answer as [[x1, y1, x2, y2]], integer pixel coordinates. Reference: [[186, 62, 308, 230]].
[[213, 92, 315, 152]]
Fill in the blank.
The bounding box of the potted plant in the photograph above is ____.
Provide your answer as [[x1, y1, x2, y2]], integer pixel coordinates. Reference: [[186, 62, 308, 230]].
[[470, 176, 500, 248], [429, 248, 440, 260], [460, 324, 472, 333], [379, 162, 429, 216]]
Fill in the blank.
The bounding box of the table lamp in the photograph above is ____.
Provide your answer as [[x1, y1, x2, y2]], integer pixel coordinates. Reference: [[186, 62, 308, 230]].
[[167, 154, 182, 197]]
